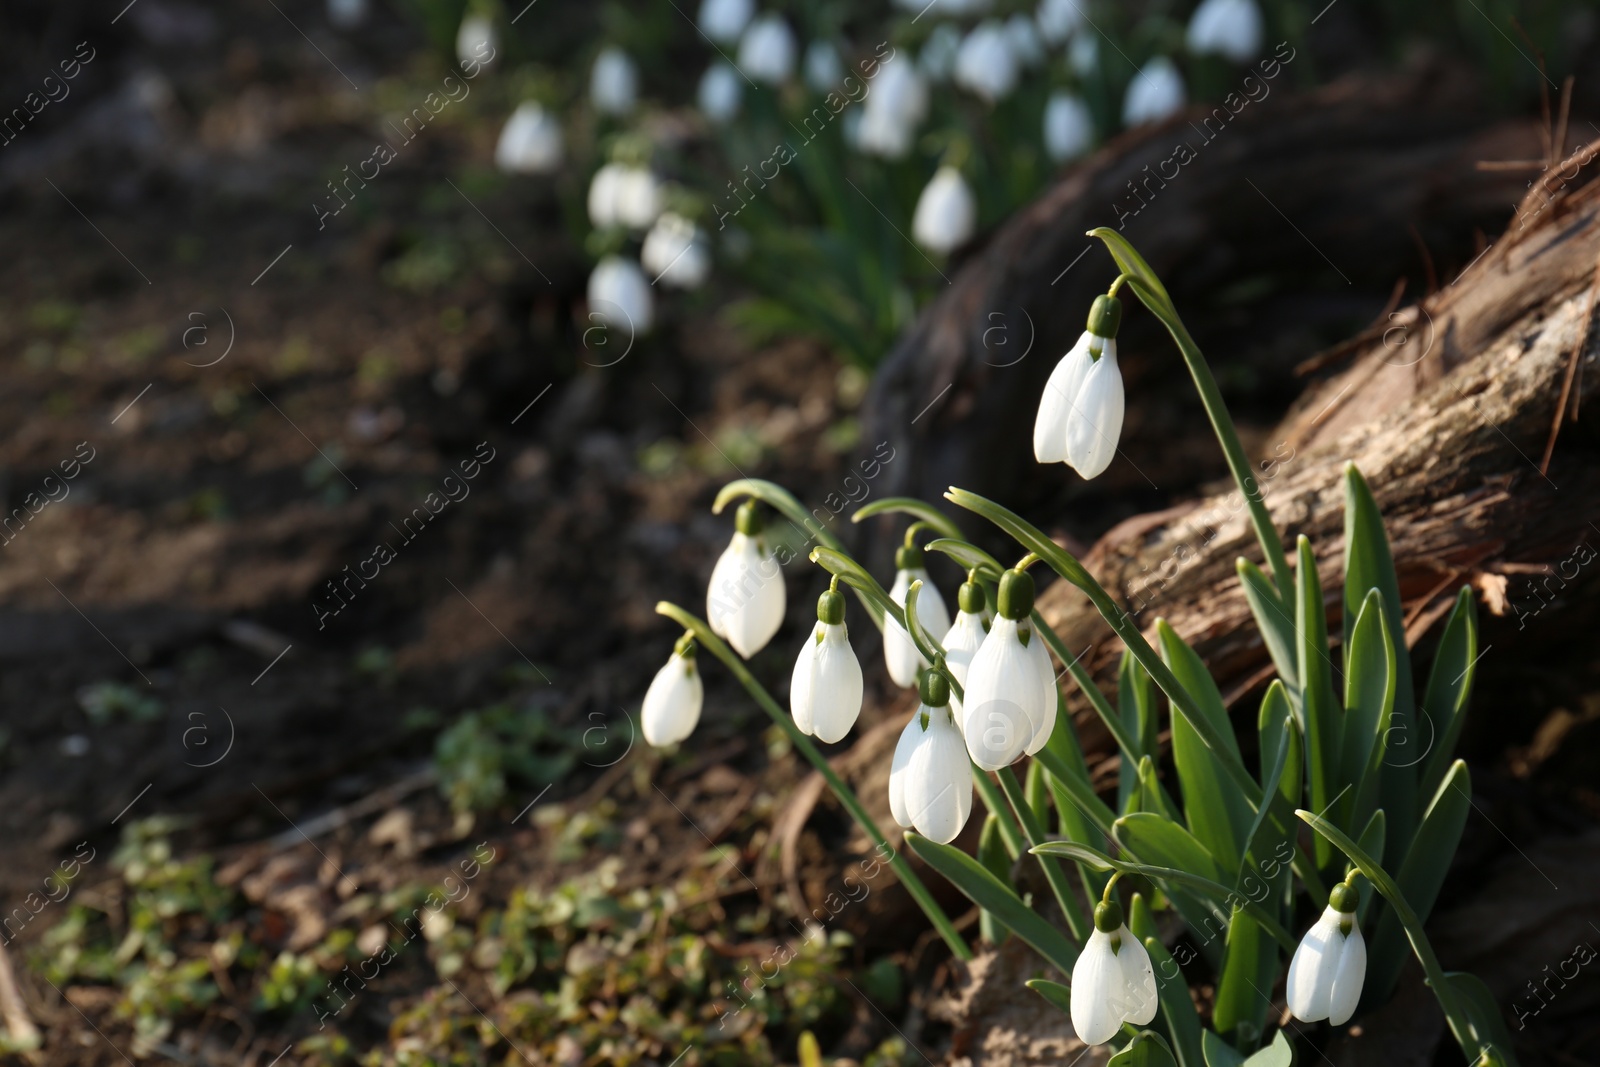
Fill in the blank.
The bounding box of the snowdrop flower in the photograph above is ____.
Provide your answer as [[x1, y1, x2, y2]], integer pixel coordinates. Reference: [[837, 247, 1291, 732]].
[[698, 0, 753, 44], [642, 636, 704, 746], [912, 166, 976, 256], [857, 60, 927, 159], [1187, 0, 1264, 63], [961, 566, 1055, 768], [1004, 14, 1045, 68], [495, 102, 563, 175], [883, 543, 951, 688], [1287, 881, 1367, 1026], [456, 13, 497, 71], [591, 47, 638, 116], [920, 24, 962, 81], [1068, 33, 1099, 76], [642, 213, 711, 289], [587, 163, 660, 230], [804, 40, 843, 92], [790, 585, 865, 743], [1071, 896, 1158, 1045], [587, 256, 653, 337], [328, 0, 366, 29], [698, 62, 743, 122], [1036, 0, 1085, 45], [954, 22, 1019, 104], [1044, 92, 1093, 161], [1034, 293, 1124, 478], [940, 577, 990, 714], [738, 15, 797, 85], [707, 500, 786, 659], [888, 671, 973, 845], [1123, 57, 1186, 126]]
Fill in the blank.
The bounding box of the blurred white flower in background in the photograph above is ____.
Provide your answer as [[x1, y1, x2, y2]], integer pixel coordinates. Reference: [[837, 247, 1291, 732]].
[[587, 256, 654, 336], [698, 62, 743, 122], [804, 40, 843, 92], [738, 14, 797, 85], [642, 213, 711, 289], [856, 59, 927, 159], [456, 13, 497, 71], [494, 102, 563, 175], [591, 47, 638, 115], [1036, 0, 1085, 45], [893, 0, 992, 15], [912, 166, 976, 255], [1004, 13, 1045, 68], [1122, 56, 1186, 125], [954, 21, 1019, 104], [587, 163, 661, 230], [698, 0, 754, 44], [327, 0, 366, 29], [1069, 33, 1098, 76], [1043, 91, 1093, 161], [1186, 0, 1264, 62], [919, 24, 962, 81]]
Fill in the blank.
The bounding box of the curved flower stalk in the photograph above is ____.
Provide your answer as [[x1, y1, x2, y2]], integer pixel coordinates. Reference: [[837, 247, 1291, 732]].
[[1287, 878, 1366, 1025], [641, 633, 703, 746], [707, 499, 786, 659], [1071, 885, 1157, 1045], [790, 579, 864, 743], [1034, 293, 1124, 477], [654, 600, 971, 960], [888, 670, 973, 844]]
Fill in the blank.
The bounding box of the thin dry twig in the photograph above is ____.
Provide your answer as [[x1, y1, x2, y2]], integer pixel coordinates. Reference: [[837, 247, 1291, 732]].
[[1540, 253, 1600, 475]]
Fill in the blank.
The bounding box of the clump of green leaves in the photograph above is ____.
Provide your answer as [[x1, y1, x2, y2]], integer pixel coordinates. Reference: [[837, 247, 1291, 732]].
[[433, 701, 582, 816]]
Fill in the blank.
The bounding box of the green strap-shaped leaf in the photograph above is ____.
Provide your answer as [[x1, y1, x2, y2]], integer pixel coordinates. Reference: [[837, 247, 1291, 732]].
[[1368, 760, 1473, 1002], [1110, 1032, 1180, 1067], [906, 832, 1079, 975], [1341, 590, 1396, 837], [1025, 758, 1051, 829], [978, 813, 1013, 946], [1118, 650, 1159, 813], [1443, 971, 1524, 1067], [1238, 691, 1299, 912], [1257, 681, 1293, 794], [1418, 588, 1478, 803], [1240, 1030, 1293, 1066], [1026, 978, 1073, 1014], [1344, 466, 1420, 865], [1129, 755, 1183, 824], [1200, 1030, 1245, 1067], [851, 497, 964, 540], [1142, 933, 1205, 1067], [1295, 536, 1340, 869], [1354, 809, 1386, 923], [1158, 621, 1252, 871], [1238, 558, 1300, 700], [1212, 903, 1277, 1043], [1114, 813, 1226, 884]]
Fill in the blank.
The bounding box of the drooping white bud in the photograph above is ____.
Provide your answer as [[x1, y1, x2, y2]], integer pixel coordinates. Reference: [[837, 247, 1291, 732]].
[[586, 256, 654, 337], [698, 62, 743, 122], [954, 21, 1019, 104], [789, 589, 864, 743], [912, 166, 976, 256], [642, 213, 711, 289], [738, 15, 797, 85], [591, 47, 638, 116], [1122, 57, 1186, 126], [698, 0, 754, 44], [1034, 296, 1125, 480], [803, 41, 843, 92], [706, 503, 786, 659], [1036, 0, 1085, 45], [495, 102, 563, 175], [1070, 916, 1159, 1045], [642, 643, 704, 747], [1186, 0, 1264, 63], [1044, 92, 1093, 162], [1287, 893, 1367, 1026], [456, 14, 498, 72], [884, 564, 950, 688]]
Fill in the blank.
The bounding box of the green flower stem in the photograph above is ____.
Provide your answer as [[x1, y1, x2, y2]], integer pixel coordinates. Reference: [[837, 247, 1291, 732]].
[[655, 601, 973, 961], [997, 765, 1092, 940], [1031, 609, 1143, 765], [1296, 809, 1481, 1059], [851, 497, 966, 541], [1087, 229, 1293, 601]]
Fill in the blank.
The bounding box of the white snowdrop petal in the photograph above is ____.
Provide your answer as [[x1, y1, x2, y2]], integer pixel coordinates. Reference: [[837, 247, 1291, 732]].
[[591, 47, 638, 115], [1117, 928, 1159, 1026], [1044, 92, 1093, 162], [706, 533, 784, 658], [456, 15, 497, 70], [885, 568, 943, 686], [913, 572, 952, 643], [1070, 929, 1125, 1046], [698, 0, 753, 43], [642, 655, 703, 746], [904, 707, 972, 844], [954, 21, 1019, 104], [888, 714, 922, 828], [1327, 921, 1366, 1026], [809, 623, 864, 743], [1033, 332, 1095, 463], [1123, 56, 1186, 126], [738, 15, 797, 85], [496, 102, 563, 174], [698, 63, 743, 122], [1022, 622, 1057, 754], [912, 167, 977, 256], [1065, 350, 1124, 480], [586, 256, 653, 337], [1036, 0, 1085, 44], [962, 617, 1040, 769], [1286, 907, 1342, 1022], [1187, 0, 1263, 62], [790, 622, 822, 735]]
